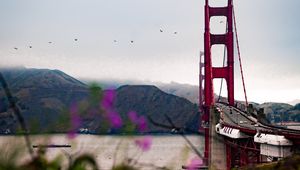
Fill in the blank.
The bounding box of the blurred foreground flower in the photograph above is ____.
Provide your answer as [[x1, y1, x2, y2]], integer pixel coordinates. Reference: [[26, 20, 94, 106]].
[[67, 103, 82, 139], [101, 89, 116, 110], [101, 89, 123, 129], [187, 156, 203, 170], [108, 111, 123, 128], [134, 136, 152, 152], [127, 111, 147, 132], [137, 116, 147, 132], [128, 111, 139, 123]]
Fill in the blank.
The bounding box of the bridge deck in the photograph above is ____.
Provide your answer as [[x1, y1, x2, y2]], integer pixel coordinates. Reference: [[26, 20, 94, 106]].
[[217, 103, 256, 131], [216, 103, 300, 141]]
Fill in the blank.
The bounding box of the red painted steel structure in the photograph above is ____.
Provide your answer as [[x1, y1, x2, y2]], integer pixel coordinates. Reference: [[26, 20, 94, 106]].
[[225, 137, 260, 169], [200, 1, 300, 169], [202, 0, 234, 164], [199, 51, 204, 114]]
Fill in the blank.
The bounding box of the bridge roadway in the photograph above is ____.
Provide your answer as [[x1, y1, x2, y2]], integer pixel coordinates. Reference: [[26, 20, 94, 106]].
[[216, 103, 256, 131], [215, 103, 300, 143]]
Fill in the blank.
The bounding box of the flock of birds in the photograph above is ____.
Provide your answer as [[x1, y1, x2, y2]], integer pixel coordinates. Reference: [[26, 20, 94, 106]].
[[12, 28, 180, 50], [109, 28, 178, 44], [12, 20, 226, 50], [13, 39, 77, 50]]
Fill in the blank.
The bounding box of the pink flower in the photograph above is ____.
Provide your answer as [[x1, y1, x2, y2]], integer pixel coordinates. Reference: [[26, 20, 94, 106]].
[[67, 103, 82, 139], [108, 111, 122, 128], [101, 89, 115, 110], [100, 90, 123, 129], [128, 111, 139, 123], [71, 110, 81, 129], [67, 130, 77, 139], [137, 116, 147, 132], [70, 102, 78, 115], [134, 136, 152, 151], [127, 111, 148, 132], [187, 157, 203, 170]]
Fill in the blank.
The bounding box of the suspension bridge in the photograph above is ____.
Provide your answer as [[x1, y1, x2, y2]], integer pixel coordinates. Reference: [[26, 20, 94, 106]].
[[199, 0, 300, 169]]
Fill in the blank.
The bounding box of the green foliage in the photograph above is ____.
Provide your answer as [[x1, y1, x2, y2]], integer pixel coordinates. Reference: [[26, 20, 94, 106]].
[[21, 155, 61, 170], [112, 164, 138, 170], [0, 145, 100, 170], [0, 146, 62, 170], [68, 154, 98, 170], [88, 83, 103, 106], [240, 154, 300, 170], [0, 143, 24, 170], [123, 119, 136, 134]]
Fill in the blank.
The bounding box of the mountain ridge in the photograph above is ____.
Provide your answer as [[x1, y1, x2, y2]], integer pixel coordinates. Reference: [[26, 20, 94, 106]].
[[0, 67, 199, 134], [0, 67, 299, 133]]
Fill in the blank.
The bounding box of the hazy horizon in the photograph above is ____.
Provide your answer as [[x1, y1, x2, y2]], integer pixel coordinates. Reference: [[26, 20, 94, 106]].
[[0, 65, 299, 105], [79, 77, 300, 105]]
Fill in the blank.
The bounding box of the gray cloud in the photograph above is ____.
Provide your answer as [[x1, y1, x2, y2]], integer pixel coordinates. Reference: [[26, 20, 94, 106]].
[[0, 0, 299, 102]]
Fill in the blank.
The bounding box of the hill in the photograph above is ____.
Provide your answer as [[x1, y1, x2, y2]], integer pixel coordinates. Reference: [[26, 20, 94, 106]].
[[157, 82, 199, 104], [258, 102, 300, 123], [0, 67, 200, 134], [288, 99, 300, 106], [0, 67, 89, 133], [114, 85, 199, 133], [81, 79, 200, 104]]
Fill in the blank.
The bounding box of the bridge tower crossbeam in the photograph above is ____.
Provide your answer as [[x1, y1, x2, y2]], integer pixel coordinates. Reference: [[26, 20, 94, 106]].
[[201, 0, 235, 166]]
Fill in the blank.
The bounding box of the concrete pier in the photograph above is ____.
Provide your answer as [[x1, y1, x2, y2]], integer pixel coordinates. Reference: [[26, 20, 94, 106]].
[[210, 108, 227, 169]]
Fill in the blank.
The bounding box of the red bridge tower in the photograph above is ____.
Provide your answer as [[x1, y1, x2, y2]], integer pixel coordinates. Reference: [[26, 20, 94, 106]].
[[201, 0, 235, 164]]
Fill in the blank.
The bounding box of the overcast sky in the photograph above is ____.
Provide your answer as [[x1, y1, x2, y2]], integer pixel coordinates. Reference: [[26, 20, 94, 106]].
[[0, 0, 299, 103]]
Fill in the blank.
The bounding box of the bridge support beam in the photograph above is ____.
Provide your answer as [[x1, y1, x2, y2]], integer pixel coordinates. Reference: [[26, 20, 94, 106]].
[[226, 142, 232, 170], [225, 138, 261, 168], [210, 108, 227, 169], [203, 0, 234, 108], [202, 0, 235, 167]]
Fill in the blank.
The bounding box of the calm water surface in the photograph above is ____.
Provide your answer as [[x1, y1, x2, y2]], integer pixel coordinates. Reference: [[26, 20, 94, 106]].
[[0, 134, 204, 170]]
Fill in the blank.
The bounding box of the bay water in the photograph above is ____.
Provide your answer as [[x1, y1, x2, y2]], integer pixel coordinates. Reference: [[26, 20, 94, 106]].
[[0, 134, 204, 170]]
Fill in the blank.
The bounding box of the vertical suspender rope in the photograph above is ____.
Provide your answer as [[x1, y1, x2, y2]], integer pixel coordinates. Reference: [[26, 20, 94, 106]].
[[217, 22, 228, 103], [233, 5, 249, 106]]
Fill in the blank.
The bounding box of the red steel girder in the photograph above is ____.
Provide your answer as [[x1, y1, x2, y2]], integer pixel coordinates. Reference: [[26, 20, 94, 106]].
[[202, 0, 235, 165], [225, 138, 261, 168]]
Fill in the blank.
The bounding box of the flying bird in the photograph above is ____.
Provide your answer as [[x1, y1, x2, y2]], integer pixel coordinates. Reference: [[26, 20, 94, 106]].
[[74, 39, 78, 41], [130, 40, 134, 43], [160, 29, 163, 32], [48, 41, 52, 44], [174, 32, 177, 34], [14, 47, 18, 50], [29, 46, 32, 48], [114, 40, 117, 43]]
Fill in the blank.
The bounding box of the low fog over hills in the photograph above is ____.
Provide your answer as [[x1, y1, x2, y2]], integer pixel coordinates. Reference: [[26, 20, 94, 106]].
[[83, 78, 300, 124]]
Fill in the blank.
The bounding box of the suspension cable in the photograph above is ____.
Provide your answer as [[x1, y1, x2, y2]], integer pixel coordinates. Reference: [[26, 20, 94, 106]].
[[233, 5, 249, 106], [217, 22, 228, 102]]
